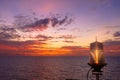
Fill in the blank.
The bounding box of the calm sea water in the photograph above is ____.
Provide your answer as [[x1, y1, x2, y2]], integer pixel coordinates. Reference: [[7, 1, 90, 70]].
[[0, 56, 120, 80]]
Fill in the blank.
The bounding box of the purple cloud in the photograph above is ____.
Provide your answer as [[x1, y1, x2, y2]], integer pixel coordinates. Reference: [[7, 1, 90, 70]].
[[113, 31, 120, 37]]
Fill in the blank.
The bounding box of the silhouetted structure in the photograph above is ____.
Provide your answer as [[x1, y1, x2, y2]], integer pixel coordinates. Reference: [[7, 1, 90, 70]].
[[88, 38, 107, 80]]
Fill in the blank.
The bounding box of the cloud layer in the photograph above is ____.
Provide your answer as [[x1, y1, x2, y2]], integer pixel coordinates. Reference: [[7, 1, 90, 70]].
[[0, 14, 73, 41], [113, 31, 120, 37]]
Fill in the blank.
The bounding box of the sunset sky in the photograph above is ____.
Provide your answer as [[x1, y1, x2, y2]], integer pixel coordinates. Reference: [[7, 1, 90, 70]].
[[0, 0, 120, 56]]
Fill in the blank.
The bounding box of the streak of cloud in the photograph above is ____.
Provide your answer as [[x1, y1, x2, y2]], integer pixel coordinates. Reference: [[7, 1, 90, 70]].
[[104, 39, 120, 46], [113, 31, 120, 37], [0, 27, 20, 40], [20, 15, 72, 32]]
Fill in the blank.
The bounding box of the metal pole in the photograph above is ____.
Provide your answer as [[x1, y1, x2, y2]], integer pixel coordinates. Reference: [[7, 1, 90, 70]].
[[96, 74, 99, 80]]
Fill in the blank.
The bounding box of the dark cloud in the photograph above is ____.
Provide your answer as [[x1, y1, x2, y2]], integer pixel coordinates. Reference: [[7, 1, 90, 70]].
[[104, 39, 120, 46], [0, 14, 73, 41], [63, 40, 74, 43], [104, 39, 120, 55], [113, 31, 120, 37], [0, 40, 45, 50], [51, 16, 72, 26], [0, 40, 42, 56], [0, 40, 38, 47], [58, 35, 75, 39], [0, 27, 20, 40], [21, 18, 50, 32], [0, 25, 53, 42], [36, 34, 53, 41], [14, 15, 34, 27], [18, 15, 72, 32]]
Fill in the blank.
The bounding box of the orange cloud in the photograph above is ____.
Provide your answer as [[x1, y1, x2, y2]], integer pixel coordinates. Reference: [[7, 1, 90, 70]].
[[61, 46, 89, 56], [0, 38, 119, 56], [0, 44, 17, 50], [0, 41, 89, 56], [104, 45, 120, 56]]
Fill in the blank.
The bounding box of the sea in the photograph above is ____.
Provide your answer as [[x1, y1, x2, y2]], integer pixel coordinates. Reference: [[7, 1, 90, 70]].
[[0, 56, 120, 80]]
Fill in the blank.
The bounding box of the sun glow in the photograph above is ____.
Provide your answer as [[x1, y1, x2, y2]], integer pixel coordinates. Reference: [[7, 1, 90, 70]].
[[95, 49, 99, 64]]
